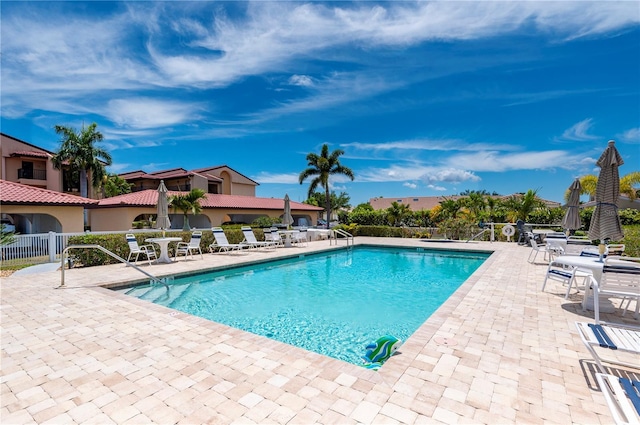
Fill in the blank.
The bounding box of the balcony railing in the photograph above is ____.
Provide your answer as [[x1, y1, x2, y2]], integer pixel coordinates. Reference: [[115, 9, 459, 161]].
[[18, 169, 46, 180]]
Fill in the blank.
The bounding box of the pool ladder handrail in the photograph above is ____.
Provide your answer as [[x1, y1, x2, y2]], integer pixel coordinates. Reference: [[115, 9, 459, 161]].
[[59, 244, 169, 294], [330, 228, 354, 246]]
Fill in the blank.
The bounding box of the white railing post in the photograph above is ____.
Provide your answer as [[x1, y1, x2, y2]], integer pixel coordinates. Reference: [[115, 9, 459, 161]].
[[48, 231, 57, 263]]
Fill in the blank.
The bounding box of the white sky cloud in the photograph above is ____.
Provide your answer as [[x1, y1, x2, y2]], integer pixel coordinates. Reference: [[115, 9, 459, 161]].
[[288, 75, 314, 87], [403, 182, 417, 189], [105, 98, 202, 129], [2, 1, 637, 120], [559, 118, 599, 141], [427, 184, 447, 191], [252, 172, 300, 184], [446, 150, 580, 172], [618, 127, 640, 144]]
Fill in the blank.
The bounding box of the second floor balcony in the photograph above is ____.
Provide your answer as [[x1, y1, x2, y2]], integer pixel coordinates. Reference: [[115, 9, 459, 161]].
[[18, 168, 46, 180]]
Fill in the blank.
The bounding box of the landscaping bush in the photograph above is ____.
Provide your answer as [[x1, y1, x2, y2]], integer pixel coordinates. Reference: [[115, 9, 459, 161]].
[[621, 224, 640, 257], [67, 229, 249, 267]]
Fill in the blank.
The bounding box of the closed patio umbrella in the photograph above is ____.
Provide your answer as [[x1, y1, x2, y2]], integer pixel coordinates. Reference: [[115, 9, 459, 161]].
[[155, 180, 171, 231], [282, 194, 294, 228], [561, 178, 582, 232], [588, 140, 624, 242]]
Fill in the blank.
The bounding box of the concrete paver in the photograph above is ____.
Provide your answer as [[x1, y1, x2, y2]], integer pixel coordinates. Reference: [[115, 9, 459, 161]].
[[2, 237, 638, 424]]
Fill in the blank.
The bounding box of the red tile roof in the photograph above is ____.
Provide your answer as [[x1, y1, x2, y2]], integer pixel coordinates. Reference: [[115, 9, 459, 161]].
[[118, 168, 223, 182], [0, 180, 99, 206], [97, 190, 322, 211], [147, 168, 190, 178], [10, 151, 51, 159]]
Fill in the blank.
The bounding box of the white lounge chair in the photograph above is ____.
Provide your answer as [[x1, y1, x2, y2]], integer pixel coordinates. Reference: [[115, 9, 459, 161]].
[[594, 373, 640, 425], [582, 257, 640, 323], [542, 261, 591, 299], [210, 227, 247, 254], [126, 233, 157, 265], [174, 230, 203, 260], [575, 321, 640, 373], [241, 226, 276, 250]]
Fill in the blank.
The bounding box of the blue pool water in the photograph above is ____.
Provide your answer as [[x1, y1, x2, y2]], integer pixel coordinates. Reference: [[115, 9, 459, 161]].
[[117, 246, 489, 365]]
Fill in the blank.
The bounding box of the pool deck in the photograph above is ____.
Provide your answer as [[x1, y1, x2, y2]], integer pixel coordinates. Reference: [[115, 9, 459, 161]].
[[2, 237, 638, 424]]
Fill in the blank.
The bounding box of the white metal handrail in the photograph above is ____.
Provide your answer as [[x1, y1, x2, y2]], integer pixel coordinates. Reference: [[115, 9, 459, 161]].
[[59, 244, 168, 294], [330, 229, 354, 246]]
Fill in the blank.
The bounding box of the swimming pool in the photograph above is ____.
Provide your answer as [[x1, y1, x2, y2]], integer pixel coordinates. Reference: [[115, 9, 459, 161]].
[[116, 246, 489, 366]]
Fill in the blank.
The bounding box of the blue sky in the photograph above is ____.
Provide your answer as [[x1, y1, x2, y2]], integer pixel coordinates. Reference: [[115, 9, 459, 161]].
[[2, 1, 639, 206]]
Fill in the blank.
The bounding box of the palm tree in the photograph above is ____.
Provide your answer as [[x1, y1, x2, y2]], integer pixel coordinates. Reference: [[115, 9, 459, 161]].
[[504, 189, 546, 222], [169, 189, 206, 230], [102, 174, 132, 198], [51, 122, 112, 226], [299, 144, 354, 224], [386, 201, 412, 227], [571, 172, 640, 202]]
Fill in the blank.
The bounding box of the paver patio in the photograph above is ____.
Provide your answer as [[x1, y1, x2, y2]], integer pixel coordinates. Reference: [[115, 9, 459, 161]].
[[1, 237, 638, 424]]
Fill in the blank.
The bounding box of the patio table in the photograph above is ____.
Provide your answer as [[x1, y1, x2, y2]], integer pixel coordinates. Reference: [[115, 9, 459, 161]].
[[552, 255, 614, 312], [145, 237, 182, 263], [277, 230, 297, 248]]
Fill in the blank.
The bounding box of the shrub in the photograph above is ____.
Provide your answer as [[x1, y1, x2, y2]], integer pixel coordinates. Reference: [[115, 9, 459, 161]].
[[252, 216, 277, 228]]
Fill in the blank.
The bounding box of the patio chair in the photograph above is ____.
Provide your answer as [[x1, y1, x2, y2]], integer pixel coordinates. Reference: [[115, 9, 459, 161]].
[[607, 244, 627, 256], [126, 233, 157, 265], [575, 321, 640, 373], [210, 227, 248, 254], [263, 228, 284, 247], [291, 228, 308, 247], [174, 230, 203, 261], [542, 261, 591, 299], [241, 226, 276, 250], [583, 257, 640, 323], [527, 234, 558, 264], [594, 373, 640, 425]]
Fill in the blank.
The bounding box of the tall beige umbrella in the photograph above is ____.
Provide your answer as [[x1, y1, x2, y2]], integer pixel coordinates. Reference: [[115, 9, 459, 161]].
[[155, 180, 171, 234], [588, 140, 624, 242], [282, 194, 294, 228], [561, 178, 582, 233]]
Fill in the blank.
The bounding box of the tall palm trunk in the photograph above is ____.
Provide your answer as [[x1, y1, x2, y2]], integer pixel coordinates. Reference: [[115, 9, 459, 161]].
[[80, 169, 89, 227], [325, 186, 331, 224]]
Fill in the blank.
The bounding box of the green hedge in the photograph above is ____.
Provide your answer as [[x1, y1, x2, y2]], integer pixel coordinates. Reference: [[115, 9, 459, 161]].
[[65, 224, 639, 267], [67, 228, 255, 267]]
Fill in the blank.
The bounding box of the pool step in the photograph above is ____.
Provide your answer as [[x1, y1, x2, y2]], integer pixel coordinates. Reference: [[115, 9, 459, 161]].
[[124, 282, 192, 304], [162, 283, 192, 305]]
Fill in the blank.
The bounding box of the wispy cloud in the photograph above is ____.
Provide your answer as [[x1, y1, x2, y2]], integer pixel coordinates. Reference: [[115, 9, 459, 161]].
[[357, 164, 480, 185], [105, 98, 203, 129], [403, 182, 417, 189], [252, 172, 300, 184], [446, 150, 578, 172], [618, 127, 640, 144], [342, 139, 516, 153], [558, 118, 600, 142], [2, 1, 637, 125]]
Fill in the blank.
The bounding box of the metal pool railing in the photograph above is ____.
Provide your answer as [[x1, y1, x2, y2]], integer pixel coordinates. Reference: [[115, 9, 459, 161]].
[[59, 244, 168, 294]]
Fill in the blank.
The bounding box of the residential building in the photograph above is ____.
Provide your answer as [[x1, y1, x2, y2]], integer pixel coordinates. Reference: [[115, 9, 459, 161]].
[[0, 133, 322, 233], [119, 165, 258, 196]]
